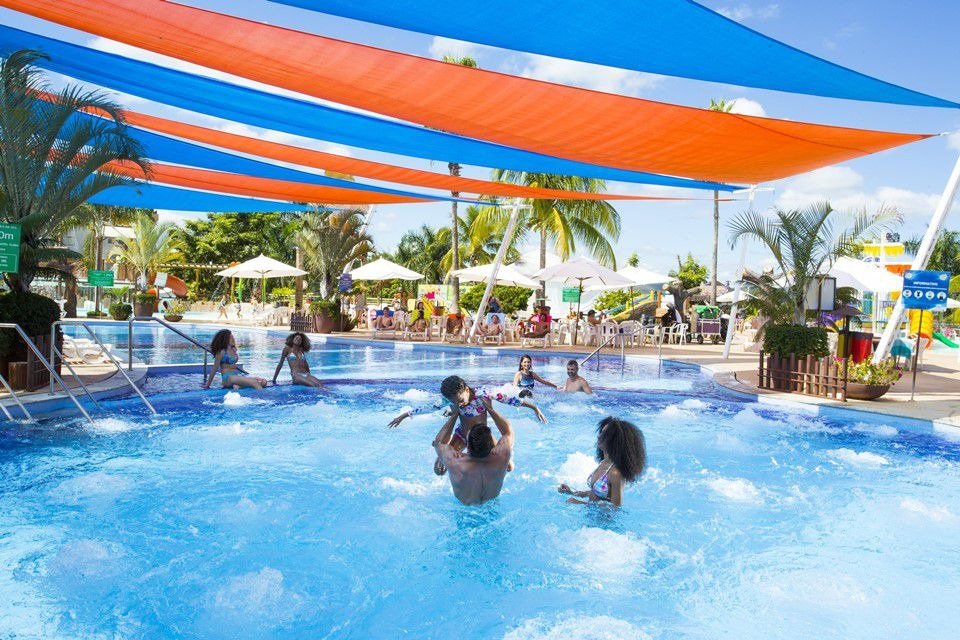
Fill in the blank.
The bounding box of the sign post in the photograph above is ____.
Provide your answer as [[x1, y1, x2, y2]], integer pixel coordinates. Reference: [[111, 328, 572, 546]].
[[561, 287, 580, 303], [900, 269, 951, 401], [88, 270, 115, 316], [0, 222, 22, 274], [338, 273, 354, 332]]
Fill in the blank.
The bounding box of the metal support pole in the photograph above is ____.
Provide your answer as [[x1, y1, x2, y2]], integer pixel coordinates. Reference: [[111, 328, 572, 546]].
[[875, 150, 960, 362], [80, 324, 156, 415], [468, 200, 525, 342], [723, 187, 759, 359], [910, 309, 923, 401], [620, 329, 625, 376], [128, 317, 134, 370], [0, 374, 32, 421]]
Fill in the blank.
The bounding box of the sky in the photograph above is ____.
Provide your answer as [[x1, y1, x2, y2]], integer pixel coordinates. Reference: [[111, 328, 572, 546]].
[[2, 0, 959, 283]]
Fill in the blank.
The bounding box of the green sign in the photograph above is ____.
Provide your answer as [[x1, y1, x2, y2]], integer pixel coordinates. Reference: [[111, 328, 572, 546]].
[[0, 222, 21, 274], [561, 286, 581, 303], [88, 270, 115, 287]]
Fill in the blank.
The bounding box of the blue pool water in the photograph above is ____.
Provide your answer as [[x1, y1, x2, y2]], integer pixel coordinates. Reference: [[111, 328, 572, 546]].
[[3, 326, 960, 638]]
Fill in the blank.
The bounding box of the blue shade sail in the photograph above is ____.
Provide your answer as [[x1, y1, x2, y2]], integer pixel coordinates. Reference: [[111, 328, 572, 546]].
[[271, 0, 958, 109], [88, 182, 313, 213], [0, 25, 735, 191]]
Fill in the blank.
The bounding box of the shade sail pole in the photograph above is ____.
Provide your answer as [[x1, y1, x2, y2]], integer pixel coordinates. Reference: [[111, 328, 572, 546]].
[[874, 149, 960, 362], [722, 187, 758, 359], [468, 200, 525, 342]]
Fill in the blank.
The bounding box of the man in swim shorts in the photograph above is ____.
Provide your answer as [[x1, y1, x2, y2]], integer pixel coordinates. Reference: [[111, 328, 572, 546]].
[[561, 359, 593, 394]]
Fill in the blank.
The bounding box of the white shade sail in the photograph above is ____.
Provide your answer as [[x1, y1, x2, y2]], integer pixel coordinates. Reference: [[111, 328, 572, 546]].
[[215, 254, 307, 278], [828, 257, 903, 293], [588, 264, 672, 291], [450, 263, 540, 289], [716, 289, 754, 304], [533, 257, 634, 288], [348, 257, 423, 281]]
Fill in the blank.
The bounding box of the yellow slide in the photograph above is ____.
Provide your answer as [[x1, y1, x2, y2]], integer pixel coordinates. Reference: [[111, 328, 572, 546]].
[[908, 309, 933, 348]]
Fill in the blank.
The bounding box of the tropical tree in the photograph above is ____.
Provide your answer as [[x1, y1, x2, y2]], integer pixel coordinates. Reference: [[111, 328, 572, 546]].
[[440, 204, 521, 271], [667, 253, 709, 312], [707, 98, 734, 305], [440, 54, 479, 312], [0, 49, 149, 293], [904, 229, 960, 276], [392, 224, 450, 284], [110, 212, 181, 290], [296, 208, 372, 299], [626, 251, 640, 268], [729, 202, 899, 324], [469, 172, 621, 298]]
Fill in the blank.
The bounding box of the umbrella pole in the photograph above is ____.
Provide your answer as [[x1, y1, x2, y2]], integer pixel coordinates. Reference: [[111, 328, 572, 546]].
[[468, 201, 522, 342], [572, 279, 583, 346]]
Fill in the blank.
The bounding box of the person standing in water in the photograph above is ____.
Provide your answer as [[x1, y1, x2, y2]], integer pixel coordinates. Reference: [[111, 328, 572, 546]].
[[272, 332, 323, 388], [558, 417, 646, 507], [513, 354, 558, 395], [561, 359, 593, 394], [203, 329, 268, 390], [434, 396, 513, 505]]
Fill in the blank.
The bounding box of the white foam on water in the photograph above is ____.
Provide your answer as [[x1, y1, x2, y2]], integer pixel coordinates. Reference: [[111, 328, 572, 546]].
[[86, 417, 147, 434], [200, 422, 254, 436], [50, 472, 133, 503], [380, 476, 445, 496], [559, 527, 656, 583], [707, 477, 763, 504], [213, 567, 300, 622], [826, 448, 890, 468], [47, 539, 124, 580], [899, 498, 956, 522], [659, 403, 694, 420], [222, 391, 267, 407], [713, 432, 748, 452], [851, 422, 899, 438], [383, 388, 435, 404], [503, 614, 650, 640], [549, 401, 604, 416], [379, 498, 409, 517], [615, 378, 693, 392], [731, 407, 780, 428], [553, 452, 597, 487], [680, 398, 708, 410], [759, 569, 871, 608]]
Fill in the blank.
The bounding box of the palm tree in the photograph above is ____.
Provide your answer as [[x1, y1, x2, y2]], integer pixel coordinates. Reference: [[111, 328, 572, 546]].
[[440, 204, 521, 271], [0, 49, 149, 292], [296, 208, 372, 299], [441, 54, 479, 312], [707, 98, 734, 305], [470, 172, 621, 300], [392, 224, 450, 284], [728, 202, 899, 324], [110, 212, 181, 290]]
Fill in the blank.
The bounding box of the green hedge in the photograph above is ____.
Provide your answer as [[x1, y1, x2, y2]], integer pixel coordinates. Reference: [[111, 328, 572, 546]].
[[460, 283, 532, 315], [762, 324, 829, 358], [0, 291, 62, 360], [109, 303, 133, 321]]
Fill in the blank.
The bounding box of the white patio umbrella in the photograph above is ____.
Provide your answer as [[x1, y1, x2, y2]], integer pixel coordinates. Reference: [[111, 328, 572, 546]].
[[588, 265, 671, 291], [450, 262, 540, 289], [828, 257, 903, 292], [216, 254, 307, 304], [533, 257, 634, 345], [348, 258, 423, 281]]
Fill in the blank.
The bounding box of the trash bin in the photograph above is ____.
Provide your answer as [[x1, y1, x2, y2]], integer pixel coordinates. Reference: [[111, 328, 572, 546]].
[[849, 331, 874, 363]]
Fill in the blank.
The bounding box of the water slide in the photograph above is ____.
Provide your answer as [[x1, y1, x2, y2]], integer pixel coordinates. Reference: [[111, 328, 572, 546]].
[[934, 332, 959, 348]]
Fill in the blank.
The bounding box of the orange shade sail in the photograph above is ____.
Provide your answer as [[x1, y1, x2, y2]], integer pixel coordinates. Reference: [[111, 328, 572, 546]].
[[3, 0, 932, 184], [119, 109, 687, 201], [105, 161, 431, 206]]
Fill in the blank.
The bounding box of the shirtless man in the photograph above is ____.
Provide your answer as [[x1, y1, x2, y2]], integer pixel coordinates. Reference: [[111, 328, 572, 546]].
[[433, 397, 513, 505], [561, 359, 593, 394]]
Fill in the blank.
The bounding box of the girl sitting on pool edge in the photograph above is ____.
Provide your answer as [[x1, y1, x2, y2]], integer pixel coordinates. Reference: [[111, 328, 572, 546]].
[[202, 329, 269, 391], [558, 417, 646, 507], [272, 332, 323, 388]]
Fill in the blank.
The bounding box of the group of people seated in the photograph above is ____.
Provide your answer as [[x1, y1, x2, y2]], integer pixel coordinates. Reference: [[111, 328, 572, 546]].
[[202, 329, 323, 391]]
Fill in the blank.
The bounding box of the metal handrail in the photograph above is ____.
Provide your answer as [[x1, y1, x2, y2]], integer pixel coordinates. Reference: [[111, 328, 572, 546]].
[[128, 316, 211, 380], [0, 372, 33, 422], [54, 320, 156, 416], [580, 333, 618, 370], [48, 339, 102, 412], [0, 322, 92, 423]]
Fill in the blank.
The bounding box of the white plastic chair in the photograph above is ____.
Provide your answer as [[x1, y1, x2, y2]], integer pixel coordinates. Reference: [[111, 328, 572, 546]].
[[619, 320, 639, 347]]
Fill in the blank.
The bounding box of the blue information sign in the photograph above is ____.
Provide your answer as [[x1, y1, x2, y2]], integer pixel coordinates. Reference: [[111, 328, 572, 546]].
[[337, 272, 354, 293], [901, 270, 951, 310]]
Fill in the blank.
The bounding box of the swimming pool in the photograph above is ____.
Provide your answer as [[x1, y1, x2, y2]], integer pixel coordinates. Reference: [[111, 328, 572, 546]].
[[2, 327, 959, 638]]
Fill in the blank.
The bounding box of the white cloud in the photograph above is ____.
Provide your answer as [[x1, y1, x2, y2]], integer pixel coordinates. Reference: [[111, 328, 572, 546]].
[[717, 3, 780, 22], [728, 97, 767, 118], [518, 54, 663, 95], [427, 36, 485, 61], [776, 166, 939, 219], [947, 131, 960, 151]]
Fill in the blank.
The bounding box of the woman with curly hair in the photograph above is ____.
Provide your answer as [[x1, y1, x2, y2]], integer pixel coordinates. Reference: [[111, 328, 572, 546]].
[[558, 417, 646, 507], [202, 329, 268, 391], [272, 332, 323, 388]]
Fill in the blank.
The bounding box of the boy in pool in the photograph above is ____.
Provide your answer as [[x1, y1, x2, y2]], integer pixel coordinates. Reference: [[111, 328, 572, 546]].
[[388, 375, 547, 475]]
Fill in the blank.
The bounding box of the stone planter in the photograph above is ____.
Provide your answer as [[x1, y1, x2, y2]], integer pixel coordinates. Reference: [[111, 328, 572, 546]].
[[165, 314, 183, 322], [133, 301, 157, 318], [312, 312, 337, 334], [845, 382, 890, 401]]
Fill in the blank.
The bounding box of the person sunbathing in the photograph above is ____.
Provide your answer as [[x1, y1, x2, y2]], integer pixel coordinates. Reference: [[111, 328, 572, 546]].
[[523, 305, 552, 338], [373, 306, 395, 330], [478, 314, 504, 339], [408, 300, 429, 334]]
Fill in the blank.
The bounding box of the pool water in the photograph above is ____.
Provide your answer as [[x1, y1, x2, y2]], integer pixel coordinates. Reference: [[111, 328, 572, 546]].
[[2, 330, 960, 639]]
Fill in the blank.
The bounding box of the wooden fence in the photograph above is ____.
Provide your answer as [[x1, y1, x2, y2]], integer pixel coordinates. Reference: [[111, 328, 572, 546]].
[[758, 351, 848, 401]]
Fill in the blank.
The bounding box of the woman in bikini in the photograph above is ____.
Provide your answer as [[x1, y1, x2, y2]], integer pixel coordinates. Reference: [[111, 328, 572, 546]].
[[388, 375, 547, 475], [512, 354, 558, 396], [202, 329, 268, 391], [272, 332, 322, 388], [558, 417, 646, 507]]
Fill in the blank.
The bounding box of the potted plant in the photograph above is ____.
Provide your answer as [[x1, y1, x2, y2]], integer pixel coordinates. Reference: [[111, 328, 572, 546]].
[[309, 299, 340, 334], [844, 358, 902, 400], [133, 291, 158, 318], [109, 302, 132, 321], [165, 300, 188, 322]]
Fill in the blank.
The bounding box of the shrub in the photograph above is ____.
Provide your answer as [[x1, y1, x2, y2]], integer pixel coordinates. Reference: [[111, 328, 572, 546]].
[[270, 286, 295, 302], [845, 358, 903, 386], [134, 292, 157, 304], [169, 300, 189, 315], [459, 284, 532, 315], [309, 298, 356, 331], [949, 275, 960, 325], [103, 286, 130, 303], [0, 291, 62, 360], [594, 289, 633, 311], [109, 303, 132, 321], [86, 310, 108, 318], [762, 324, 829, 358]]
